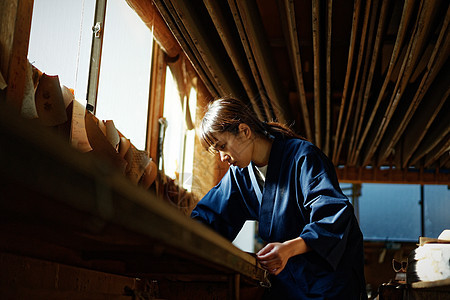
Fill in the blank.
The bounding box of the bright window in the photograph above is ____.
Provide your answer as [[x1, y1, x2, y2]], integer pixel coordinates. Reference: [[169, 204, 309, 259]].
[[342, 183, 450, 242], [95, 0, 153, 150], [162, 66, 197, 191], [28, 0, 95, 101]]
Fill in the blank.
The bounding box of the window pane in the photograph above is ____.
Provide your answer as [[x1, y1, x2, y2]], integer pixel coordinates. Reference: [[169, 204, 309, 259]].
[[359, 184, 421, 241], [95, 0, 153, 150], [424, 185, 450, 238], [28, 0, 95, 100], [162, 67, 183, 181]]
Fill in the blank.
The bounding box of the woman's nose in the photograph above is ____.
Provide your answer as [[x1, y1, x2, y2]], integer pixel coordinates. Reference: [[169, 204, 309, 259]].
[[219, 151, 229, 162]]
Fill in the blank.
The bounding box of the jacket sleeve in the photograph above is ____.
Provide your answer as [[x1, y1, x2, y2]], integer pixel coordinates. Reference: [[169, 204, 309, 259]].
[[297, 148, 356, 270], [190, 169, 250, 241]]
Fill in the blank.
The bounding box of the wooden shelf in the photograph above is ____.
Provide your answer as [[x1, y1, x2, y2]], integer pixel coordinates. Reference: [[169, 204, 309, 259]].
[[0, 104, 265, 287]]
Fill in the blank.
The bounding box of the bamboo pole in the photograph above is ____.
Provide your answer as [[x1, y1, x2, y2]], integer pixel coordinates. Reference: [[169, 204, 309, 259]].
[[277, 0, 312, 140], [334, 0, 372, 164], [378, 4, 450, 164], [312, 0, 321, 148], [203, 0, 265, 120], [351, 0, 415, 165], [331, 0, 361, 163], [362, 1, 440, 166], [349, 0, 389, 165]]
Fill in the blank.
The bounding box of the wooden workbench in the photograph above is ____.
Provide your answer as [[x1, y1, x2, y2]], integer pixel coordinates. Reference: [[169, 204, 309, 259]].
[[0, 105, 266, 299]]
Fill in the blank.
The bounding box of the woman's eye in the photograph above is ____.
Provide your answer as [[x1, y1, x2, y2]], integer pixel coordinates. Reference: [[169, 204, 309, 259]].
[[219, 144, 226, 150]]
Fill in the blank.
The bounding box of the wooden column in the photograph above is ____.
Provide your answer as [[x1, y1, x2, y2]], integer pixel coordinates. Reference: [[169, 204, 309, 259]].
[[0, 0, 34, 111]]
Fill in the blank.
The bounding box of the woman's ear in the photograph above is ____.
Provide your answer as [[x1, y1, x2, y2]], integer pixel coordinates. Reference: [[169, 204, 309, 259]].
[[238, 123, 252, 139]]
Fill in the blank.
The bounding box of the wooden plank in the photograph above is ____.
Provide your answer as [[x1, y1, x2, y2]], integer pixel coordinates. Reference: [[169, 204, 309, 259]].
[[378, 4, 450, 164], [332, 0, 361, 163], [362, 1, 442, 166], [0, 0, 34, 112], [0, 103, 266, 283], [351, 0, 415, 165], [336, 166, 450, 185], [277, 0, 312, 140], [411, 278, 450, 289], [203, 0, 264, 120]]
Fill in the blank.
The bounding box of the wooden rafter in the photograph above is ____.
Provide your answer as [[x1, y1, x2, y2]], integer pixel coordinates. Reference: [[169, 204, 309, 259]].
[[408, 99, 450, 167], [401, 78, 450, 168], [233, 0, 291, 124], [335, 0, 372, 164], [362, 1, 441, 166], [325, 0, 333, 156], [277, 0, 312, 141], [203, 0, 265, 120], [349, 0, 388, 164], [153, 0, 221, 97], [332, 0, 361, 164], [378, 4, 450, 164], [351, 0, 415, 166], [312, 0, 321, 148], [348, 0, 383, 165], [227, 0, 274, 121], [423, 134, 450, 168]]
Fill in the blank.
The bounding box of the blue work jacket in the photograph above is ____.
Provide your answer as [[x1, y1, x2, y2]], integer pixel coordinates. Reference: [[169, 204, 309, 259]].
[[191, 136, 367, 299]]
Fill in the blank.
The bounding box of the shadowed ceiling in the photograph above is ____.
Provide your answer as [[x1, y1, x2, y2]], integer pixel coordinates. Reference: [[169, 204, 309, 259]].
[[145, 0, 449, 181]]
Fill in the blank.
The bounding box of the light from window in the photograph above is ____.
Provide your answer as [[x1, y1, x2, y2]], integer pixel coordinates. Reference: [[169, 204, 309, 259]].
[[28, 0, 95, 101], [95, 0, 153, 150]]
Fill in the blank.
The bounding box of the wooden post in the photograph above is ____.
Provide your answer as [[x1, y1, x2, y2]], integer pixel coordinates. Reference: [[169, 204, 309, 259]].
[[0, 0, 34, 111]]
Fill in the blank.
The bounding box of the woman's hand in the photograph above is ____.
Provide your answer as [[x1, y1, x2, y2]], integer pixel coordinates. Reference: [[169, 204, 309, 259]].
[[256, 237, 311, 276]]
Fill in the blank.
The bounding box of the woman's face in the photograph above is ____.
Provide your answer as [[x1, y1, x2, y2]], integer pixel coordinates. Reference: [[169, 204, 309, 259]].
[[213, 124, 254, 168]]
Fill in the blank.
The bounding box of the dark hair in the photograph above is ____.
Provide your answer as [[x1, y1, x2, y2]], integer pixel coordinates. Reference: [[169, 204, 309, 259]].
[[199, 97, 303, 152]]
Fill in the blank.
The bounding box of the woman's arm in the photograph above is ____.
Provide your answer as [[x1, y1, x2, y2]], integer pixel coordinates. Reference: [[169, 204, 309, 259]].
[[256, 237, 311, 275]]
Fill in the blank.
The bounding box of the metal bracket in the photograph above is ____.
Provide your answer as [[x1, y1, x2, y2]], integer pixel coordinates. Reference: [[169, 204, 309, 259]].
[[92, 22, 103, 38]]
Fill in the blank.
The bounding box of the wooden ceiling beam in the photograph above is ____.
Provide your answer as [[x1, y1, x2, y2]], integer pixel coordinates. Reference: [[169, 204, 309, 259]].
[[378, 4, 450, 164], [423, 134, 450, 168], [362, 1, 440, 166], [164, 0, 249, 99], [351, 0, 415, 166], [125, 0, 181, 58], [277, 0, 312, 141], [324, 0, 333, 156], [232, 0, 293, 124], [336, 166, 450, 185], [349, 0, 384, 165], [312, 0, 322, 148], [401, 79, 450, 168], [153, 0, 220, 97], [335, 0, 372, 164], [202, 0, 265, 120], [408, 106, 450, 167], [332, 0, 361, 164], [227, 0, 274, 121]]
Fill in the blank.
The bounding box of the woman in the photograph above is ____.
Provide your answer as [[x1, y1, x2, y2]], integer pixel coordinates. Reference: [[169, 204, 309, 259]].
[[191, 97, 367, 299]]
